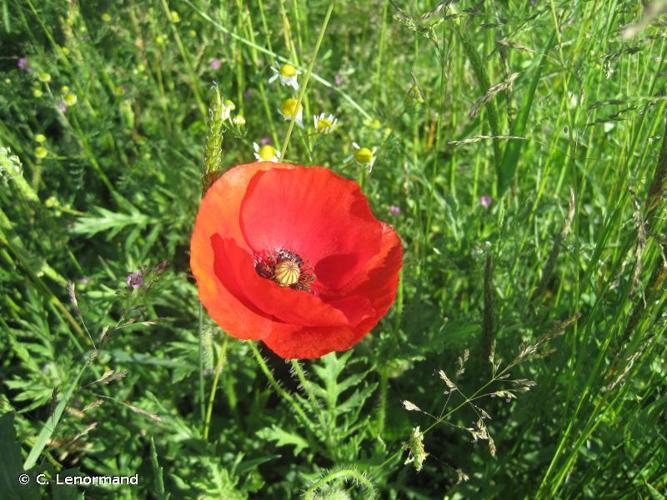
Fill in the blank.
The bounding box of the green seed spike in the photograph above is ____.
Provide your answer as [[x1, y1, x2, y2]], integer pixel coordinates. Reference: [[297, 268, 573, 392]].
[[202, 85, 225, 194]]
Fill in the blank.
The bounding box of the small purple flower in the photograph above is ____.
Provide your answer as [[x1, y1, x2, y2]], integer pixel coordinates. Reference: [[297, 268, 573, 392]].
[[260, 136, 272, 146], [17, 57, 29, 71], [126, 271, 144, 289], [243, 88, 253, 99], [210, 58, 221, 70], [480, 195, 492, 209], [56, 100, 67, 113], [389, 205, 401, 216], [335, 73, 345, 86]]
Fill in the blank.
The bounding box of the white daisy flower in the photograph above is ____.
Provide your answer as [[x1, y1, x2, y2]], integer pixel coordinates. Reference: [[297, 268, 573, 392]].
[[268, 63, 301, 91], [345, 142, 377, 172], [220, 99, 236, 121], [279, 98, 303, 128], [253, 142, 281, 162], [232, 114, 246, 126], [313, 113, 338, 134]]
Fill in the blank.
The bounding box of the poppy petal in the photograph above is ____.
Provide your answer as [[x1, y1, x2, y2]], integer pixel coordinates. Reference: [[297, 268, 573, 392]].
[[190, 162, 293, 339], [262, 325, 363, 359], [239, 167, 383, 290], [211, 235, 374, 328], [262, 226, 402, 359], [340, 223, 403, 317], [191, 162, 403, 359]]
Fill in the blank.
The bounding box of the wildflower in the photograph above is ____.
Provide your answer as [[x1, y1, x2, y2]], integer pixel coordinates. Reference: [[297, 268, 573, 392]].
[[32, 88, 43, 98], [364, 118, 382, 130], [334, 73, 345, 86], [389, 205, 401, 216], [63, 92, 77, 106], [17, 57, 29, 71], [190, 162, 403, 359], [402, 400, 421, 412], [243, 88, 253, 99], [169, 11, 180, 23], [313, 113, 338, 134], [126, 271, 144, 289], [279, 98, 303, 127], [269, 63, 300, 90], [253, 142, 280, 162], [35, 146, 47, 159], [35, 134, 46, 143], [56, 101, 67, 113], [348, 143, 377, 172], [156, 35, 166, 45], [404, 427, 428, 472], [480, 195, 492, 208], [260, 136, 272, 146], [210, 58, 222, 70], [38, 72, 51, 83], [101, 12, 112, 23], [232, 115, 246, 126], [221, 99, 235, 121]]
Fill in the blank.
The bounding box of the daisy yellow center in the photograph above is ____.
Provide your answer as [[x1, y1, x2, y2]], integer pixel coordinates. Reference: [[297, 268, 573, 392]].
[[354, 147, 373, 163], [317, 118, 333, 133], [280, 64, 297, 78], [63, 93, 77, 106], [274, 259, 300, 287], [281, 98, 301, 118], [258, 145, 277, 161]]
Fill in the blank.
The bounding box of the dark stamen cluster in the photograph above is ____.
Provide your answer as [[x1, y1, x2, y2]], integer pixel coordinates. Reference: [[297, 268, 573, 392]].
[[254, 248, 315, 291]]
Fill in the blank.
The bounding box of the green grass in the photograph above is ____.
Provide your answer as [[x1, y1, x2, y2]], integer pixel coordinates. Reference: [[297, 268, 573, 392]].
[[1, 0, 666, 498]]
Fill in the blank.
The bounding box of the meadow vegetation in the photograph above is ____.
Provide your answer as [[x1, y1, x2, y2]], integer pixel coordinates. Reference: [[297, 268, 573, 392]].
[[1, 0, 666, 498]]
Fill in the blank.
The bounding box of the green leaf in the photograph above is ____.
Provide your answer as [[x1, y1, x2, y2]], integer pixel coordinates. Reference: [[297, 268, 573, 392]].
[[150, 437, 169, 500], [497, 30, 556, 195], [0, 413, 39, 500], [256, 425, 309, 455], [23, 363, 88, 470], [71, 206, 152, 240]]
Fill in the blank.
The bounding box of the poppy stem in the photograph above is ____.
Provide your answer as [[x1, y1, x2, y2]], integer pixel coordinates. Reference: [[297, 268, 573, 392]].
[[248, 342, 312, 428], [197, 304, 206, 430], [279, 1, 336, 159], [203, 335, 228, 441], [376, 368, 388, 438], [290, 360, 334, 451]]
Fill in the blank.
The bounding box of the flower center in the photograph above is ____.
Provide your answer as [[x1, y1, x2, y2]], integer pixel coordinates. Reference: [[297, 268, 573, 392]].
[[281, 98, 301, 118], [254, 249, 315, 291], [274, 259, 300, 286], [354, 147, 373, 163], [316, 118, 332, 133], [280, 64, 297, 78], [258, 144, 277, 161]]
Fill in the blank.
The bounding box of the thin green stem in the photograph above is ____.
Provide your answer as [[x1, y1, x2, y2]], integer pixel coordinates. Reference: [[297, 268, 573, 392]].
[[280, 1, 336, 159], [159, 0, 207, 117], [203, 336, 228, 441], [183, 0, 370, 120], [197, 304, 206, 430], [248, 342, 311, 427]]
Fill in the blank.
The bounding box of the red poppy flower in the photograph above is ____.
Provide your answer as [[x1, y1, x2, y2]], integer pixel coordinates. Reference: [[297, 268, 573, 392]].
[[190, 161, 402, 359]]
